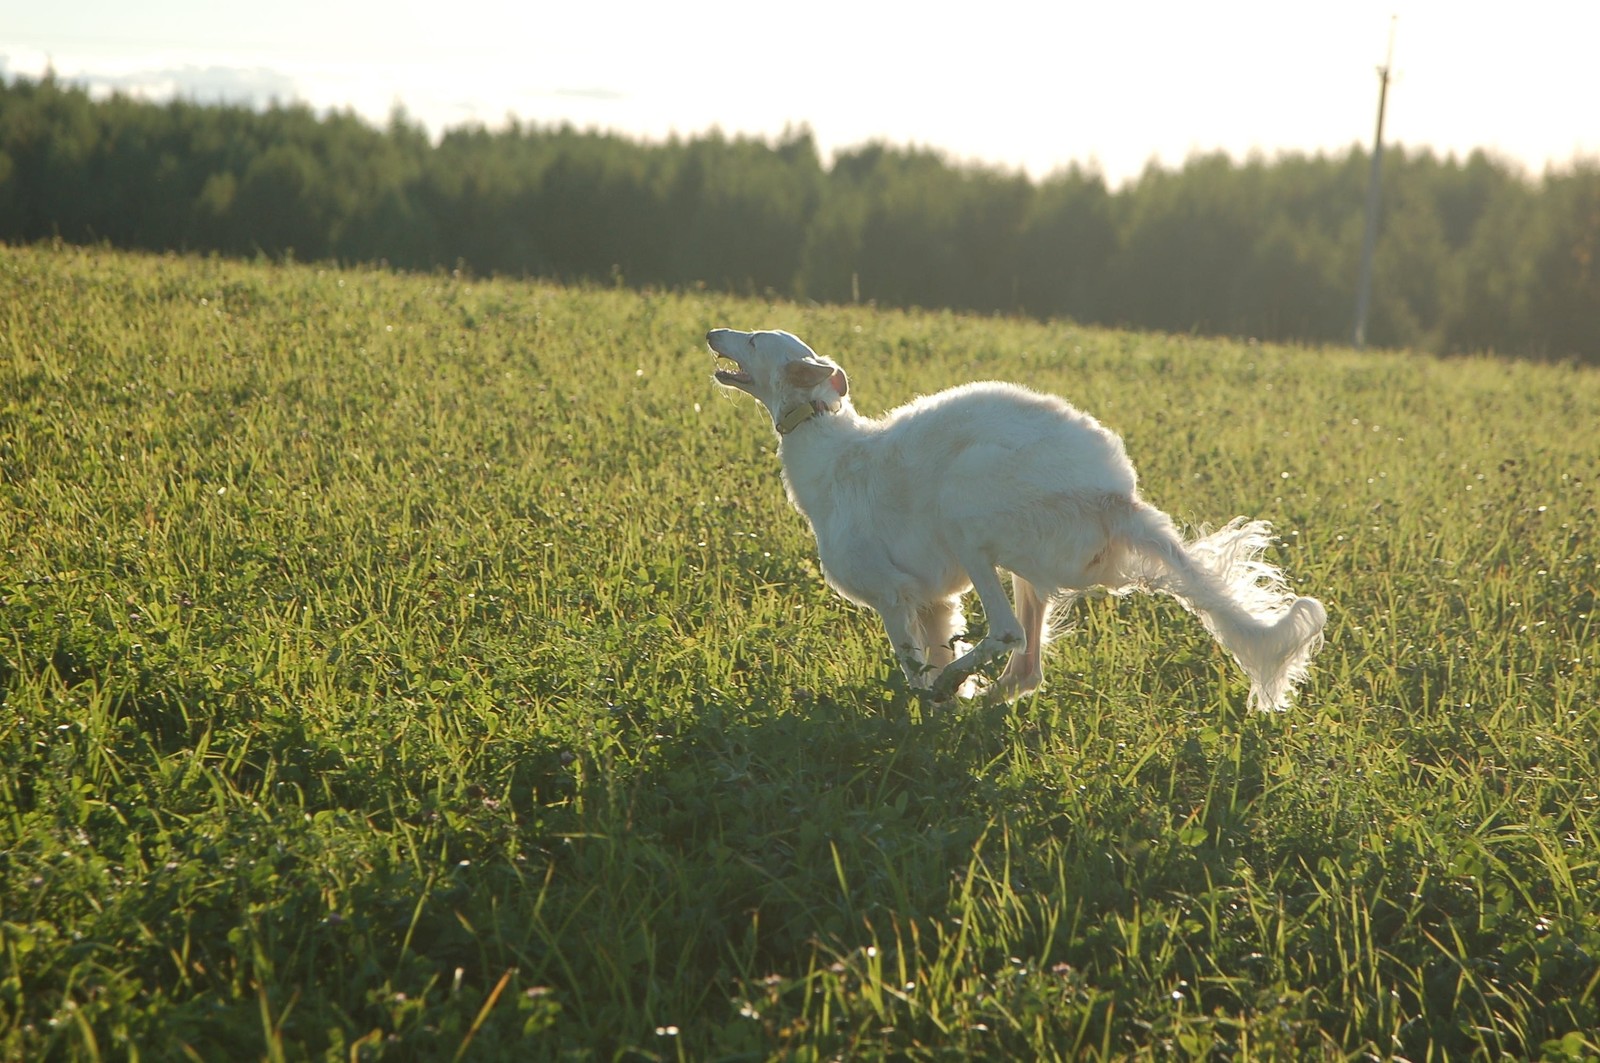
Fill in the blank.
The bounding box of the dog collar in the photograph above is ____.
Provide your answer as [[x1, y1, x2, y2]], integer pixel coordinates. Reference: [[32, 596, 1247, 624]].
[[776, 400, 829, 435]]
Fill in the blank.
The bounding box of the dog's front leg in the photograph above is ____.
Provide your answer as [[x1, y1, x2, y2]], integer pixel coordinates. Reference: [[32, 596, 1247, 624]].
[[914, 598, 984, 702], [931, 636, 1023, 701], [877, 608, 934, 690], [930, 562, 1026, 701]]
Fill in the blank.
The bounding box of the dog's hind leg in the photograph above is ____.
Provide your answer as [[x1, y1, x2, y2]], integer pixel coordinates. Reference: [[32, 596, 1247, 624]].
[[931, 561, 1025, 701]]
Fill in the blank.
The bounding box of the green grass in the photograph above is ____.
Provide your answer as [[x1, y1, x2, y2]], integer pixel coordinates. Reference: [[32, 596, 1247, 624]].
[[2, 242, 1597, 1061]]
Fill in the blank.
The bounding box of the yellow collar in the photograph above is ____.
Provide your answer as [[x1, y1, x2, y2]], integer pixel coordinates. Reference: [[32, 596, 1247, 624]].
[[776, 401, 826, 435]]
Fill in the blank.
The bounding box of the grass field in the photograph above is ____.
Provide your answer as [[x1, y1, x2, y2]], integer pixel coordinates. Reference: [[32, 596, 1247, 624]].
[[2, 243, 1597, 1060]]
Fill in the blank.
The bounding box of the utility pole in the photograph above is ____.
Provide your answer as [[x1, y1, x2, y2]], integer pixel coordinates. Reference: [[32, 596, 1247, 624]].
[[1352, 16, 1397, 350]]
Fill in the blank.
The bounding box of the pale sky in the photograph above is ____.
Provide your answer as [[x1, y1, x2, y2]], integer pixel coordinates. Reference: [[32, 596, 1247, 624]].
[[4, 1, 1596, 186]]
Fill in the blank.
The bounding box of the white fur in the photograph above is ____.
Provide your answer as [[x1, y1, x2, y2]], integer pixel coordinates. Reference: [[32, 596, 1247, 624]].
[[707, 328, 1326, 710]]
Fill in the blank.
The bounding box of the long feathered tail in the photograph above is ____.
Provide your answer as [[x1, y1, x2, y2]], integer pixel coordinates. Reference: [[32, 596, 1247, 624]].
[[1112, 502, 1327, 711]]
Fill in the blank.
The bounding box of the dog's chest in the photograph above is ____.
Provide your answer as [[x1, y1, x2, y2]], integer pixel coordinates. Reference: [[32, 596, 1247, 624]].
[[804, 510, 969, 607]]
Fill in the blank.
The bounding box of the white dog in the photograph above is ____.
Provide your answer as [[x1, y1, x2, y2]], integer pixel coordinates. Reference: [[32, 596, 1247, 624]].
[[707, 328, 1326, 710]]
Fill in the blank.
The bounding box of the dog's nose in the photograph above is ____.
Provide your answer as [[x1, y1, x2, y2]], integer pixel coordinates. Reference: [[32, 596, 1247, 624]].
[[707, 328, 741, 354]]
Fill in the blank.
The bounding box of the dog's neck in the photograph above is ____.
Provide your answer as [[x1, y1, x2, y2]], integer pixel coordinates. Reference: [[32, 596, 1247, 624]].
[[775, 398, 866, 522], [775, 398, 839, 435]]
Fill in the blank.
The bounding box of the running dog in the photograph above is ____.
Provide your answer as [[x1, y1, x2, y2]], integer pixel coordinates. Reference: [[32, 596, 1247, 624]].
[[707, 327, 1326, 709]]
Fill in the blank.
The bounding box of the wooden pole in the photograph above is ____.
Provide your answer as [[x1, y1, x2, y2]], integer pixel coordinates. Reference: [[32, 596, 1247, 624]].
[[1353, 17, 1397, 350]]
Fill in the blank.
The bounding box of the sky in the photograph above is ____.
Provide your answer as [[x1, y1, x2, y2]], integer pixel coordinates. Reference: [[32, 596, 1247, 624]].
[[4, 1, 1597, 187]]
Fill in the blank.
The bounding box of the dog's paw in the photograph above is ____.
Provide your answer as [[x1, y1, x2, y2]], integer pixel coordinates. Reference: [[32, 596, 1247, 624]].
[[929, 667, 964, 702], [956, 672, 989, 700], [928, 666, 988, 703]]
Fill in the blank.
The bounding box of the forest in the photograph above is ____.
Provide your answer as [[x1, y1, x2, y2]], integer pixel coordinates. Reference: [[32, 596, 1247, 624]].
[[1, 72, 1596, 361]]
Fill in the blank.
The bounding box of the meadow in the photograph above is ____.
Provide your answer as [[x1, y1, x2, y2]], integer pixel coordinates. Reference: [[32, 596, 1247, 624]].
[[1, 243, 1596, 1060]]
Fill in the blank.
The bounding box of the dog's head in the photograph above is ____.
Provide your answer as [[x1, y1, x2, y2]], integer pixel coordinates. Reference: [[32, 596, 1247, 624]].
[[707, 328, 849, 433]]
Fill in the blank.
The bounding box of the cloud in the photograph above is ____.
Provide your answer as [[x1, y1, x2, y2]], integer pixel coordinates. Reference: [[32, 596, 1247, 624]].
[[550, 87, 628, 102], [71, 65, 301, 109]]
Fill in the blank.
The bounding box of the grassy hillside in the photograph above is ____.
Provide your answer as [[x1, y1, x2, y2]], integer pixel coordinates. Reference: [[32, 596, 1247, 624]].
[[2, 244, 1597, 1060]]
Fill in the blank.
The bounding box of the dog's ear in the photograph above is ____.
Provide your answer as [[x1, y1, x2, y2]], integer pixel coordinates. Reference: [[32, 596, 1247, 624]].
[[785, 359, 845, 394]]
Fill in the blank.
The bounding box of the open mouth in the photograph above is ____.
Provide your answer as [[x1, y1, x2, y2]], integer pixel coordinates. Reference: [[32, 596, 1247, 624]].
[[708, 339, 754, 387]]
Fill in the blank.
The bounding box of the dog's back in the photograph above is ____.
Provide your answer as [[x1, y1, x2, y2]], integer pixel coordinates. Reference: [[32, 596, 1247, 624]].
[[878, 381, 1139, 503]]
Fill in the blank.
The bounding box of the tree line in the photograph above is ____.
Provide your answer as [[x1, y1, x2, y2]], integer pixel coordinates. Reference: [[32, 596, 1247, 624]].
[[2, 73, 1595, 361]]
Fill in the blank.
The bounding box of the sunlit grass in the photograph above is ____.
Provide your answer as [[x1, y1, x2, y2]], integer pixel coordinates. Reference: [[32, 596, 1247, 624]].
[[1, 243, 1597, 1059]]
